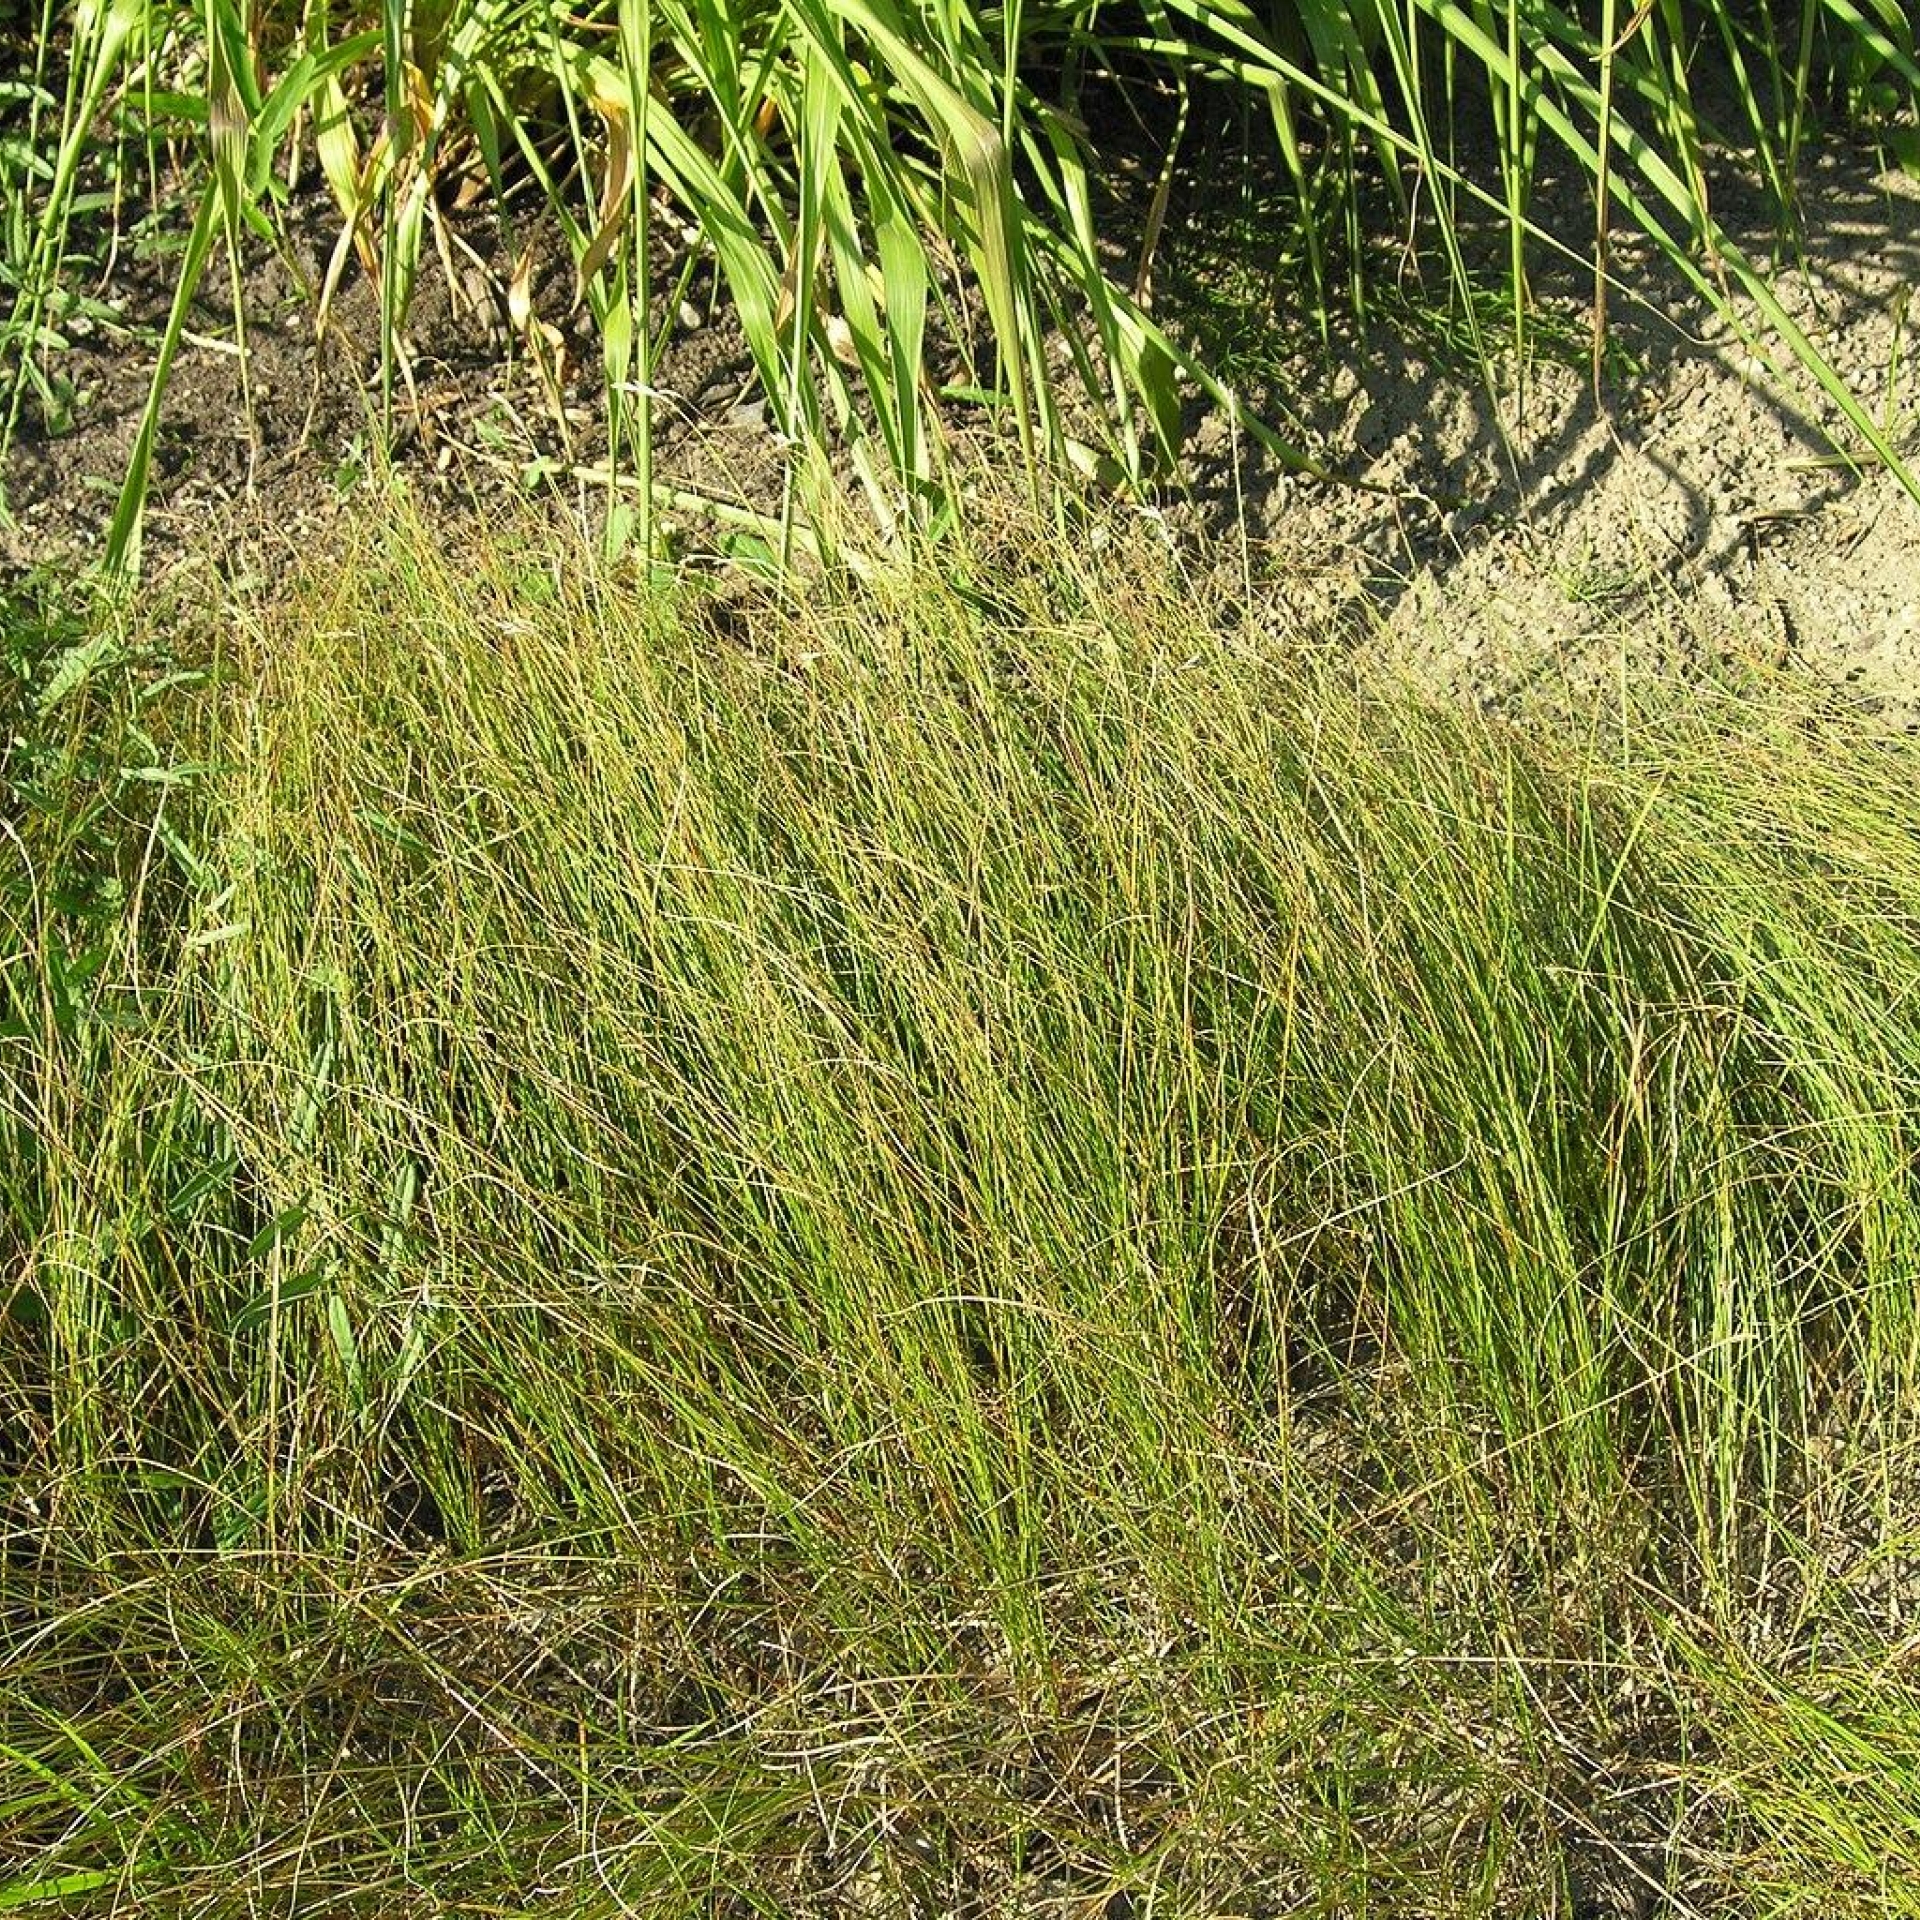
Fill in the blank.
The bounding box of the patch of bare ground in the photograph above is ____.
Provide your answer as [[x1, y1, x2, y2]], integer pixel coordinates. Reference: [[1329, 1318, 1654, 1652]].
[[4, 118, 1916, 727], [1165, 138, 1920, 727]]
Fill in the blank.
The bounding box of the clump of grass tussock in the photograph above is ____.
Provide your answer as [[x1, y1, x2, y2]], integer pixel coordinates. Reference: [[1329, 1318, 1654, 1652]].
[[7, 517, 1920, 1915]]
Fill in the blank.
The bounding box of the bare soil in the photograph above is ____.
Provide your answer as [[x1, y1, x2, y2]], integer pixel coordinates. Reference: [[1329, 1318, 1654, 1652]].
[[1165, 136, 1920, 728], [5, 125, 1917, 726]]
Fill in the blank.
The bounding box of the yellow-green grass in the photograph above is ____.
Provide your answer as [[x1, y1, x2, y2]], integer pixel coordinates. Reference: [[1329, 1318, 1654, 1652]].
[[5, 514, 1920, 1914]]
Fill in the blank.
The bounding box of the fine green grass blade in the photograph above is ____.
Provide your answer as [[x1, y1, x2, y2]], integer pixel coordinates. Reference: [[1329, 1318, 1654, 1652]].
[[1, 0, 142, 457], [0, 1868, 125, 1911]]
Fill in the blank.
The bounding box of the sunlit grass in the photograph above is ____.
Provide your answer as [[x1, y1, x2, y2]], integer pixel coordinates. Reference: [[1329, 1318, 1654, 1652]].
[[5, 510, 1920, 1913]]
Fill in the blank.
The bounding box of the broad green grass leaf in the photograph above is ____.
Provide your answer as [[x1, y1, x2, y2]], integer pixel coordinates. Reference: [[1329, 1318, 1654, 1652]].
[[105, 183, 221, 576]]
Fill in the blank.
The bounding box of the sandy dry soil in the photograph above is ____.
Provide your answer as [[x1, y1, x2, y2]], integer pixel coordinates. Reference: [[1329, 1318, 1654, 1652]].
[[4, 126, 1916, 725], [1174, 141, 1920, 727]]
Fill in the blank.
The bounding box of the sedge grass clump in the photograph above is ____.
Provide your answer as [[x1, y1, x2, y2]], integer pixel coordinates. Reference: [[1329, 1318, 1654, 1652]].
[[6, 514, 1920, 1913]]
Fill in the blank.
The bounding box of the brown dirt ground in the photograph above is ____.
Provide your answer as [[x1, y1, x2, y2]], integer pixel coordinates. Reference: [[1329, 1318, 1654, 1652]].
[[1165, 136, 1920, 731], [4, 117, 1917, 728]]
